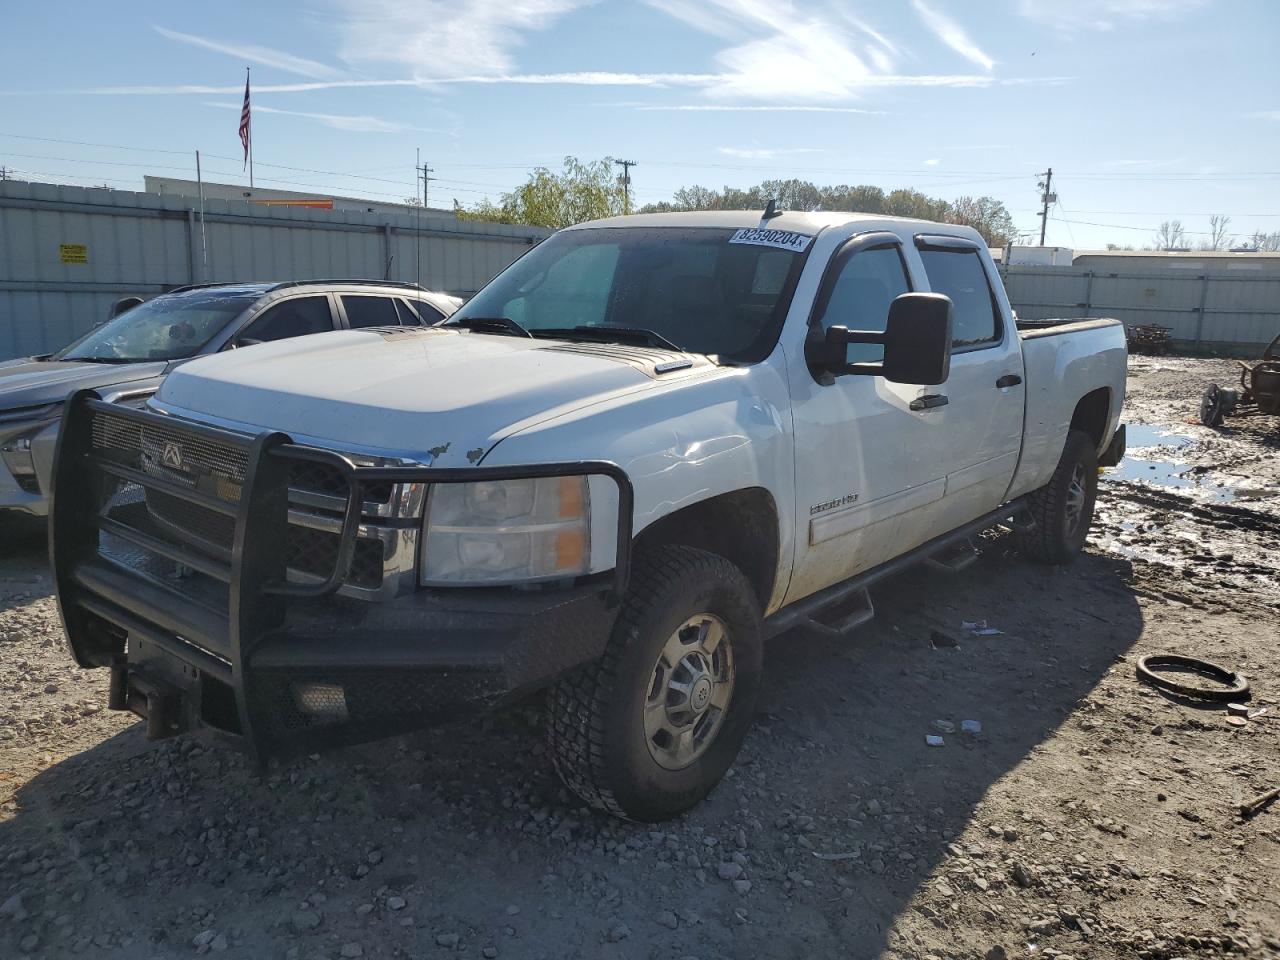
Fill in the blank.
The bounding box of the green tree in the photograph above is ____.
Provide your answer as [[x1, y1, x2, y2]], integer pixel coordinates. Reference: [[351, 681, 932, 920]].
[[944, 196, 1018, 247], [457, 157, 627, 229]]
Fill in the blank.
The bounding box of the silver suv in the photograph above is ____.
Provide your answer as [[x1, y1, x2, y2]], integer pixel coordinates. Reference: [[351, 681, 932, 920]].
[[0, 280, 462, 516]]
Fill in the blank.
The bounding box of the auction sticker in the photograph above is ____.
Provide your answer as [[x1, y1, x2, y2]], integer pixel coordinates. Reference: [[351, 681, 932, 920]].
[[728, 228, 813, 252]]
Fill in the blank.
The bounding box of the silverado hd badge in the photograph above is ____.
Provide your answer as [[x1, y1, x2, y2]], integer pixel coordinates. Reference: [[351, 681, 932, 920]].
[[728, 228, 814, 252]]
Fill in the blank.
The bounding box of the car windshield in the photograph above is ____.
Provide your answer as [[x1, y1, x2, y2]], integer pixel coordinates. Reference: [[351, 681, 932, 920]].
[[56, 289, 257, 363], [448, 226, 809, 361]]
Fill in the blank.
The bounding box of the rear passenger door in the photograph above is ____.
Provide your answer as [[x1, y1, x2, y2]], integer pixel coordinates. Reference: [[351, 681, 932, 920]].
[[912, 236, 1024, 530]]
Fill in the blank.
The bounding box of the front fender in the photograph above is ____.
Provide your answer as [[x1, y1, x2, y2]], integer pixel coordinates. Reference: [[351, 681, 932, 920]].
[[483, 360, 796, 613]]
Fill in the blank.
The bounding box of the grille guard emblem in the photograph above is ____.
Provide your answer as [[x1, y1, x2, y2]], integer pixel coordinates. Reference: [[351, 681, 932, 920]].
[[162, 441, 184, 469]]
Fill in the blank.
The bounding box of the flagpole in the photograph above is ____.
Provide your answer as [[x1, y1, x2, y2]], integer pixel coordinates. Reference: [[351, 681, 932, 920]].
[[247, 67, 254, 189]]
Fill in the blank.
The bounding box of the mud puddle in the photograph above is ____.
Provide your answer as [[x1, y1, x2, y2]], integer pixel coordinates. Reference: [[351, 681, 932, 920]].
[[1108, 423, 1240, 502]]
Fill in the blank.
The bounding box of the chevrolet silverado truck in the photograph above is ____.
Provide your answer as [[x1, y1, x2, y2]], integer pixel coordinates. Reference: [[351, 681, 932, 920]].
[[50, 210, 1127, 822]]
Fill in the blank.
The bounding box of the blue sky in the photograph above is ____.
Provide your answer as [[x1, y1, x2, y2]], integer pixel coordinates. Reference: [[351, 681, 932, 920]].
[[2, 0, 1277, 248]]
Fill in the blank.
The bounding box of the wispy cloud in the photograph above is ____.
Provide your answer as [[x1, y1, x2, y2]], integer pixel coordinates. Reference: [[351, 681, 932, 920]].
[[1098, 157, 1190, 168], [637, 104, 888, 114], [718, 146, 824, 160], [1248, 110, 1280, 122], [336, 0, 589, 77], [909, 0, 994, 70], [79, 72, 1070, 96], [923, 158, 941, 166], [202, 101, 436, 134], [154, 26, 346, 80], [645, 0, 902, 101], [1015, 0, 1208, 31]]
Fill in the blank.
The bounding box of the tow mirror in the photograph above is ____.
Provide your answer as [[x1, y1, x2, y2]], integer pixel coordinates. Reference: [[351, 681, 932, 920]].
[[806, 292, 953, 386], [880, 293, 952, 385]]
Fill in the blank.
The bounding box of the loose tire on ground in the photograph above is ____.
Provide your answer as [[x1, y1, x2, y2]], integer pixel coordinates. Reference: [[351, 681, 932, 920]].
[[546, 545, 763, 822], [1019, 428, 1099, 565]]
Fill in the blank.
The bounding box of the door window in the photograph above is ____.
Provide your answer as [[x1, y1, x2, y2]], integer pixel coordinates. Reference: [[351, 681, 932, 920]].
[[814, 245, 911, 364], [918, 248, 1000, 348], [239, 296, 333, 343], [341, 295, 399, 329], [401, 298, 444, 325]]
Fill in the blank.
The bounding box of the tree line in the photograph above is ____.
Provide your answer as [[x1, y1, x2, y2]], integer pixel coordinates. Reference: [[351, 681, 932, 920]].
[[1151, 217, 1280, 252], [459, 156, 1018, 246]]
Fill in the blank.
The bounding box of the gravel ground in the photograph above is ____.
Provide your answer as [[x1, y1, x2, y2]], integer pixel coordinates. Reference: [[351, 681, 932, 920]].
[[2, 356, 1278, 960]]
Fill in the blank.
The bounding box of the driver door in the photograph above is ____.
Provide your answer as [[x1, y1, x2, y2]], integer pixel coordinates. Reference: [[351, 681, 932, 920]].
[[784, 233, 948, 604]]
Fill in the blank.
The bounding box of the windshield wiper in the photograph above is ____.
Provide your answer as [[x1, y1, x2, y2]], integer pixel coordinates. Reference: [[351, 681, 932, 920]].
[[535, 326, 684, 352], [446, 316, 533, 339], [63, 356, 134, 364]]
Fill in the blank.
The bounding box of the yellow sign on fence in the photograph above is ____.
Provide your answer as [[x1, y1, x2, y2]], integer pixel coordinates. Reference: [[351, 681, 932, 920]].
[[59, 243, 88, 264]]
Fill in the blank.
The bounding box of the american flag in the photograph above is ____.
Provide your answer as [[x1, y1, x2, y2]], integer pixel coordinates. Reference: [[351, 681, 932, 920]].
[[238, 70, 251, 168]]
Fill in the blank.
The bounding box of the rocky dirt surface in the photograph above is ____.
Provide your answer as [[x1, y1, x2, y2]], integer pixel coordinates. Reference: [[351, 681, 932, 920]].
[[2, 356, 1278, 960]]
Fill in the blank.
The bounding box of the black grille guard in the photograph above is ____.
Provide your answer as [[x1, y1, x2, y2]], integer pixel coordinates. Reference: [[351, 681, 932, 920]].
[[49, 390, 635, 757]]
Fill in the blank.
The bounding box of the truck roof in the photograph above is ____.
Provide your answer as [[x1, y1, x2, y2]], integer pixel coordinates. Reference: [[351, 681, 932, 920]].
[[568, 209, 983, 242]]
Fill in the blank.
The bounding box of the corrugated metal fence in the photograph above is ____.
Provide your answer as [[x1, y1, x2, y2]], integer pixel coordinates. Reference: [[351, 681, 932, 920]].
[[0, 179, 550, 360], [1002, 263, 1279, 354]]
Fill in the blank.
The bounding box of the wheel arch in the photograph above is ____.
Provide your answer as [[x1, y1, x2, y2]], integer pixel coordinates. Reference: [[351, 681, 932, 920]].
[[633, 488, 781, 613], [1070, 386, 1112, 453]]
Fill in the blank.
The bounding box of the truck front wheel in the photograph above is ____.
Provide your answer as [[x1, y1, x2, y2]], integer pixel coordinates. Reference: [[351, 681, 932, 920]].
[[546, 545, 762, 822], [1019, 428, 1098, 564]]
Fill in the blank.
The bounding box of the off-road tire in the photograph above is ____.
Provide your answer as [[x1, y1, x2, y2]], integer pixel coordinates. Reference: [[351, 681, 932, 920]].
[[546, 545, 763, 822], [1019, 428, 1098, 565]]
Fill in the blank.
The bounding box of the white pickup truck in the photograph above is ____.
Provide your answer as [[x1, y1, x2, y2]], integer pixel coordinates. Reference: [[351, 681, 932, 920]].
[[51, 210, 1127, 821]]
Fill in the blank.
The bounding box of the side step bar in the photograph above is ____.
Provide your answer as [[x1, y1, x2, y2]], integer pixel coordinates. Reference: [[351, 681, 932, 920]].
[[764, 498, 1030, 640], [801, 588, 875, 639], [926, 537, 980, 573]]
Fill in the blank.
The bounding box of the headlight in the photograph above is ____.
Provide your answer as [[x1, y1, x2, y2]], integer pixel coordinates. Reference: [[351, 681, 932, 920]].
[[422, 476, 593, 585]]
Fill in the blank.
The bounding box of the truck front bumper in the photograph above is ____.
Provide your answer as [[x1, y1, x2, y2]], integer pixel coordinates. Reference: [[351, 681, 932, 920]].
[[51, 392, 632, 762]]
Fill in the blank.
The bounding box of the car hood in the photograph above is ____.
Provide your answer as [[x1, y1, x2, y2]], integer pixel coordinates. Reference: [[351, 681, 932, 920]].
[[154, 327, 713, 466], [0, 357, 168, 413]]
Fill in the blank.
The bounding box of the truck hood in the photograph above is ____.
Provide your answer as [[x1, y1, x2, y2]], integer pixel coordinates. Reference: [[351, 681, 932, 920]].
[[155, 328, 713, 466], [0, 356, 167, 413]]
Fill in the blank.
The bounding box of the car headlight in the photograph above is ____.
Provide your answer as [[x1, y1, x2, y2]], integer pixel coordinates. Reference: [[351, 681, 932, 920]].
[[421, 476, 595, 585]]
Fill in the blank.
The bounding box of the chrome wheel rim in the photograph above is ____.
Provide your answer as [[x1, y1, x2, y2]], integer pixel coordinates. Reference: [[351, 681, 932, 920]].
[[643, 613, 735, 771], [1064, 463, 1088, 537]]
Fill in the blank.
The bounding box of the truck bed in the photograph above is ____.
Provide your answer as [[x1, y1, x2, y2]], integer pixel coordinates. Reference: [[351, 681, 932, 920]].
[[1016, 317, 1121, 338], [1005, 317, 1128, 501]]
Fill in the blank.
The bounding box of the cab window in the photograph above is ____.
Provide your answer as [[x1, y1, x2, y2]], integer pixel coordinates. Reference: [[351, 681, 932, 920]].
[[814, 244, 912, 364], [918, 248, 1001, 348]]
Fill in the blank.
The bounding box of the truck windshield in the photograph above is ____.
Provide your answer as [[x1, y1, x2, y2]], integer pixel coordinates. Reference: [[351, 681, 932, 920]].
[[56, 290, 256, 363], [449, 226, 809, 361]]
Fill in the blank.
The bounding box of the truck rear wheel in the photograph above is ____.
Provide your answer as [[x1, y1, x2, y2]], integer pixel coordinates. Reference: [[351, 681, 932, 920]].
[[546, 545, 762, 822], [1019, 428, 1098, 565]]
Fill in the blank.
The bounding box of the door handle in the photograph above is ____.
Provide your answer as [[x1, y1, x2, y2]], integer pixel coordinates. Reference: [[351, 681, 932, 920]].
[[996, 374, 1022, 388], [909, 394, 949, 411]]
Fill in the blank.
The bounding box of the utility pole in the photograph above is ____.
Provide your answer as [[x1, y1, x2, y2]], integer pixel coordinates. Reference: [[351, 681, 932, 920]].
[[421, 162, 434, 210], [0, 166, 7, 182], [1037, 167, 1055, 246], [614, 159, 637, 214]]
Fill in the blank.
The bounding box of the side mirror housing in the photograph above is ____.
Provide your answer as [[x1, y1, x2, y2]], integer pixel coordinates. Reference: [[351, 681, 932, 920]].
[[879, 292, 952, 385], [806, 292, 953, 385], [111, 296, 144, 319]]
